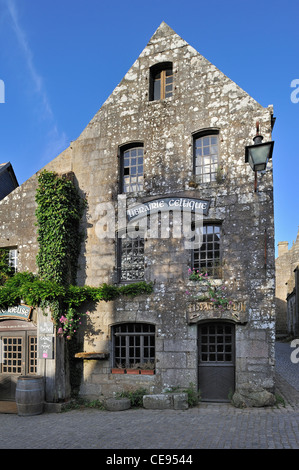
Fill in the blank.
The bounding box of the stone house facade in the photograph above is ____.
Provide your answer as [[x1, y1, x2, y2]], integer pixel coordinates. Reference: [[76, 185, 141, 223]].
[[0, 23, 276, 406]]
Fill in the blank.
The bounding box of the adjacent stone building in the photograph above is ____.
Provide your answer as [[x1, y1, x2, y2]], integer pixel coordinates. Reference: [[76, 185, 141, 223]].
[[275, 228, 299, 335], [0, 23, 276, 406], [287, 266, 299, 337]]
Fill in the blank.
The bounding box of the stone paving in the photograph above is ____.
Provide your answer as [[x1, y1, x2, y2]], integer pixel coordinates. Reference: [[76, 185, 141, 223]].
[[0, 342, 299, 450]]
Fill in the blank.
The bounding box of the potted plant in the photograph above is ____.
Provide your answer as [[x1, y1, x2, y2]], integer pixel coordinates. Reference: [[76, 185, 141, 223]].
[[126, 363, 140, 374], [140, 362, 155, 375], [111, 363, 125, 374]]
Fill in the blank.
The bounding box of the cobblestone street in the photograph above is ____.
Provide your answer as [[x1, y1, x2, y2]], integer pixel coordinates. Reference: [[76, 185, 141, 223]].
[[0, 342, 299, 451]]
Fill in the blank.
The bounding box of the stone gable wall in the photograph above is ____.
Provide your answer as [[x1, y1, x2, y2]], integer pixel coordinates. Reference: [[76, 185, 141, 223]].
[[0, 23, 276, 404]]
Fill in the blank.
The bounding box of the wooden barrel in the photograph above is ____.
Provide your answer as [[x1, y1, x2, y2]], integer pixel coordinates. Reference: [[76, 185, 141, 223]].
[[15, 376, 44, 416]]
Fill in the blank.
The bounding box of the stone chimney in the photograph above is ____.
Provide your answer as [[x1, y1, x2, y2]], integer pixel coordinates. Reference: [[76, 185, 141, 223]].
[[278, 241, 289, 257]]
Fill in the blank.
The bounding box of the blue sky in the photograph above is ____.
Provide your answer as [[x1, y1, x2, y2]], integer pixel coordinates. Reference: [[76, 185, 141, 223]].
[[0, 0, 298, 256]]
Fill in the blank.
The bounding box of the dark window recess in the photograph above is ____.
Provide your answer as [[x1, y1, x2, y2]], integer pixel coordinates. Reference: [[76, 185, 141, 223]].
[[149, 62, 173, 101], [113, 323, 155, 368]]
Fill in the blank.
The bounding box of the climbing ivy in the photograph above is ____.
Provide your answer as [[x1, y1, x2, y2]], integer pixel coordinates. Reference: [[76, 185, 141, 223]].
[[35, 170, 85, 286], [0, 273, 153, 314], [0, 170, 153, 339]]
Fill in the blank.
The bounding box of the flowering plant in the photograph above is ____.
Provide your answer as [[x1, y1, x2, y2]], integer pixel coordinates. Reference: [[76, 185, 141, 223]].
[[187, 268, 232, 310], [56, 308, 89, 340]]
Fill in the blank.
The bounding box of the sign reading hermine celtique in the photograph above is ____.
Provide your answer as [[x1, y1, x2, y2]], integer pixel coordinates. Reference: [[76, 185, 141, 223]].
[[127, 197, 210, 221]]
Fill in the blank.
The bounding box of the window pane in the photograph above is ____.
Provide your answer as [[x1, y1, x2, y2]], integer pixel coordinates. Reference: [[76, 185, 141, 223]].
[[120, 235, 144, 281], [113, 324, 155, 368], [122, 146, 144, 193], [154, 80, 161, 100], [194, 135, 219, 183], [192, 224, 221, 277]]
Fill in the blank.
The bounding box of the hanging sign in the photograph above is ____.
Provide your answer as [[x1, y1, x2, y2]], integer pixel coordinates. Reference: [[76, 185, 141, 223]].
[[127, 197, 210, 221], [0, 305, 32, 321]]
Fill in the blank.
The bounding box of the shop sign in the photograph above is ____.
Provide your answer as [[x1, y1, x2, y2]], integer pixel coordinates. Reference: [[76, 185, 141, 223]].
[[0, 305, 32, 321], [127, 197, 210, 221], [38, 321, 54, 359], [187, 301, 247, 324], [38, 335, 54, 359]]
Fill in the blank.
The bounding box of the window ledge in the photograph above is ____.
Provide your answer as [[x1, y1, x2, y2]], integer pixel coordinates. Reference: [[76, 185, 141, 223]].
[[74, 352, 109, 360]]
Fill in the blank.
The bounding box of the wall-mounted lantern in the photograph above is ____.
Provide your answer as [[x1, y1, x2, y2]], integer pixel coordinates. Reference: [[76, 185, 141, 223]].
[[245, 122, 274, 191]]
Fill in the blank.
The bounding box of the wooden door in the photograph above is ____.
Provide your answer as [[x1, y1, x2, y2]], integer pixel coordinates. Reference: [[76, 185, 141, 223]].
[[198, 322, 235, 402], [0, 331, 37, 401]]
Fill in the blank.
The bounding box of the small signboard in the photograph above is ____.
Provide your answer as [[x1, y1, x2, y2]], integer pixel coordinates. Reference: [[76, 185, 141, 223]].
[[39, 322, 54, 334], [38, 335, 54, 359], [0, 305, 32, 321]]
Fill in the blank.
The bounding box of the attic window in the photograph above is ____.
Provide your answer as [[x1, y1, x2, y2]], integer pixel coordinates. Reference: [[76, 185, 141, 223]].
[[149, 62, 173, 101]]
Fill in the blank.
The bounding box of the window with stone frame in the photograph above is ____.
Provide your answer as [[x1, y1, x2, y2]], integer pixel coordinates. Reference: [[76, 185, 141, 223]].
[[120, 143, 144, 193], [149, 62, 173, 101], [8, 248, 18, 272], [0, 248, 17, 284], [117, 230, 145, 282], [112, 323, 155, 369], [193, 131, 219, 183], [192, 223, 222, 278]]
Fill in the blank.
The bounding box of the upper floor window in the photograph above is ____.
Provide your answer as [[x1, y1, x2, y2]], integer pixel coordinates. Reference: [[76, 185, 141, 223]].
[[8, 249, 18, 272], [149, 62, 173, 101], [194, 131, 219, 183], [117, 230, 145, 282], [120, 143, 144, 193], [192, 224, 221, 278], [0, 247, 17, 285]]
